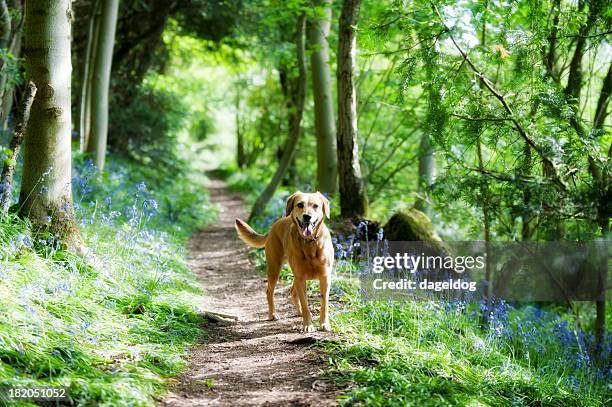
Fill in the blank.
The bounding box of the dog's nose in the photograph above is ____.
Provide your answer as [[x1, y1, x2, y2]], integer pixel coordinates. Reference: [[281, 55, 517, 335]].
[[302, 214, 311, 222]]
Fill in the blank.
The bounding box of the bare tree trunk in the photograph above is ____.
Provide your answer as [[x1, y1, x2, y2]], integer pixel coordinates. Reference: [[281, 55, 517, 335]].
[[19, 0, 77, 241], [414, 133, 435, 217], [85, 0, 119, 170], [477, 139, 492, 325], [0, 0, 24, 129], [309, 0, 337, 194], [235, 79, 246, 169], [520, 143, 535, 240], [0, 0, 10, 85], [337, 0, 368, 219], [0, 0, 11, 118], [79, 0, 100, 153], [248, 14, 307, 221]]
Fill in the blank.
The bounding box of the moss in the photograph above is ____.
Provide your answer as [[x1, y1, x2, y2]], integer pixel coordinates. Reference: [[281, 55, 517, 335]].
[[383, 208, 440, 241], [383, 208, 447, 253]]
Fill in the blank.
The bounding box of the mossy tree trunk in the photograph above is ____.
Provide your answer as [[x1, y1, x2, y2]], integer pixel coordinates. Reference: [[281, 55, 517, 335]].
[[337, 0, 368, 219], [85, 0, 119, 170], [19, 0, 77, 241], [309, 0, 337, 194]]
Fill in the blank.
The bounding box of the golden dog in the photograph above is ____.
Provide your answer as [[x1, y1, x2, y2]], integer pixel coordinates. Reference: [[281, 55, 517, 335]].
[[235, 192, 334, 332]]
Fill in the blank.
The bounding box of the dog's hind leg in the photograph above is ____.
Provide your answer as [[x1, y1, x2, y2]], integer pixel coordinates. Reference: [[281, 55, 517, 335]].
[[290, 284, 302, 316]]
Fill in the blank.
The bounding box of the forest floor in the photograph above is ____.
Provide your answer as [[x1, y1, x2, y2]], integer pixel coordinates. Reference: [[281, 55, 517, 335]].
[[160, 178, 342, 406]]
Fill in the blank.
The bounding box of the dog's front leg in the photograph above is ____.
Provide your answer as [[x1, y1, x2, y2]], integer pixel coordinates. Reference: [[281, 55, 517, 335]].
[[294, 278, 314, 332], [319, 272, 331, 331], [266, 262, 281, 321]]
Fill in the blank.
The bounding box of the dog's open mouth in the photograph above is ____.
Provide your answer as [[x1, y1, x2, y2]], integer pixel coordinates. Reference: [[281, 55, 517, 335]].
[[297, 219, 314, 237]]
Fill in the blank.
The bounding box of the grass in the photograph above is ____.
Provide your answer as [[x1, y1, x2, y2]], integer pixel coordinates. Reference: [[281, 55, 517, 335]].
[[324, 298, 609, 406], [0, 156, 217, 406]]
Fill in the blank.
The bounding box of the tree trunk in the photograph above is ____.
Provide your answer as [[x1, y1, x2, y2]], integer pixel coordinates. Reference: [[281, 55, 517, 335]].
[[309, 0, 337, 194], [235, 79, 246, 168], [19, 0, 77, 241], [248, 14, 307, 222], [337, 0, 368, 219], [414, 133, 435, 217], [594, 219, 609, 354], [593, 62, 612, 131], [477, 139, 492, 325], [0, 81, 35, 216], [0, 1, 11, 98], [593, 63, 611, 354], [564, 0, 601, 102], [79, 0, 101, 153], [85, 0, 119, 170], [0, 0, 24, 130]]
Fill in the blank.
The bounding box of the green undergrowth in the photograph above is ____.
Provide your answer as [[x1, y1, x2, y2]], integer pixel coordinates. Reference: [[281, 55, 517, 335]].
[[0, 157, 217, 406], [323, 291, 610, 406]]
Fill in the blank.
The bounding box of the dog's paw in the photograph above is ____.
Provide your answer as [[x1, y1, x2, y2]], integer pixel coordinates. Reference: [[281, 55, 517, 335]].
[[319, 322, 331, 332], [268, 313, 279, 321], [301, 323, 316, 333]]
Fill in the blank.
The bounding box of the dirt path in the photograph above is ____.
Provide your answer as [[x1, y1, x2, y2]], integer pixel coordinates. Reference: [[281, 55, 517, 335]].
[[160, 179, 341, 406]]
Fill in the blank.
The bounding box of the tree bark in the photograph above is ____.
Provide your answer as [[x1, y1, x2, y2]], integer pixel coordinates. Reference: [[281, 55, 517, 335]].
[[0, 0, 10, 52], [19, 0, 77, 240], [0, 0, 24, 130], [235, 79, 246, 168], [593, 62, 612, 131], [79, 0, 101, 153], [0, 0, 11, 118], [337, 0, 368, 219], [564, 0, 601, 102], [309, 0, 337, 194], [543, 0, 560, 81], [86, 0, 119, 170], [0, 81, 35, 216], [248, 14, 307, 221], [414, 133, 435, 217]]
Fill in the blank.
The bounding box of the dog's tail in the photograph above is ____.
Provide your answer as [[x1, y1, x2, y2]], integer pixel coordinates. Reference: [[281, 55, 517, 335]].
[[234, 218, 267, 248]]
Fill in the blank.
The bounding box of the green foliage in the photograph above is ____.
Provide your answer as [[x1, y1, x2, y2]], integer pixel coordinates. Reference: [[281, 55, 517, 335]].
[[0, 157, 216, 406], [108, 81, 188, 173]]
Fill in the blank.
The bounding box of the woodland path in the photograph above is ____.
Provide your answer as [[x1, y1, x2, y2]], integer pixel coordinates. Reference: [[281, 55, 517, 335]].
[[160, 178, 341, 406]]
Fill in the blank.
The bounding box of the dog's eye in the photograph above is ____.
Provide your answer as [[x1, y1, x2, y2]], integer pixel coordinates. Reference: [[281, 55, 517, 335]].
[[297, 202, 304, 208], [313, 204, 319, 209]]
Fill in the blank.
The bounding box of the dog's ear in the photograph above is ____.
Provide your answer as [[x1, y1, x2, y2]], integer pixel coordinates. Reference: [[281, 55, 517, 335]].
[[316, 192, 330, 219], [285, 191, 301, 217]]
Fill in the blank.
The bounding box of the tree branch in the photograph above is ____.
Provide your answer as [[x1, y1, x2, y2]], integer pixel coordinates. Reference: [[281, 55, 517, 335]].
[[432, 4, 568, 191]]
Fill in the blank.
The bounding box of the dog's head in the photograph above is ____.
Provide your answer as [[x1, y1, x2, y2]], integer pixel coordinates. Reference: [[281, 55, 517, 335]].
[[285, 191, 330, 238]]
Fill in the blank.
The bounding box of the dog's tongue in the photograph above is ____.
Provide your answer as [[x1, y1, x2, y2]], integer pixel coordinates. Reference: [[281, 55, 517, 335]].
[[303, 223, 313, 237]]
